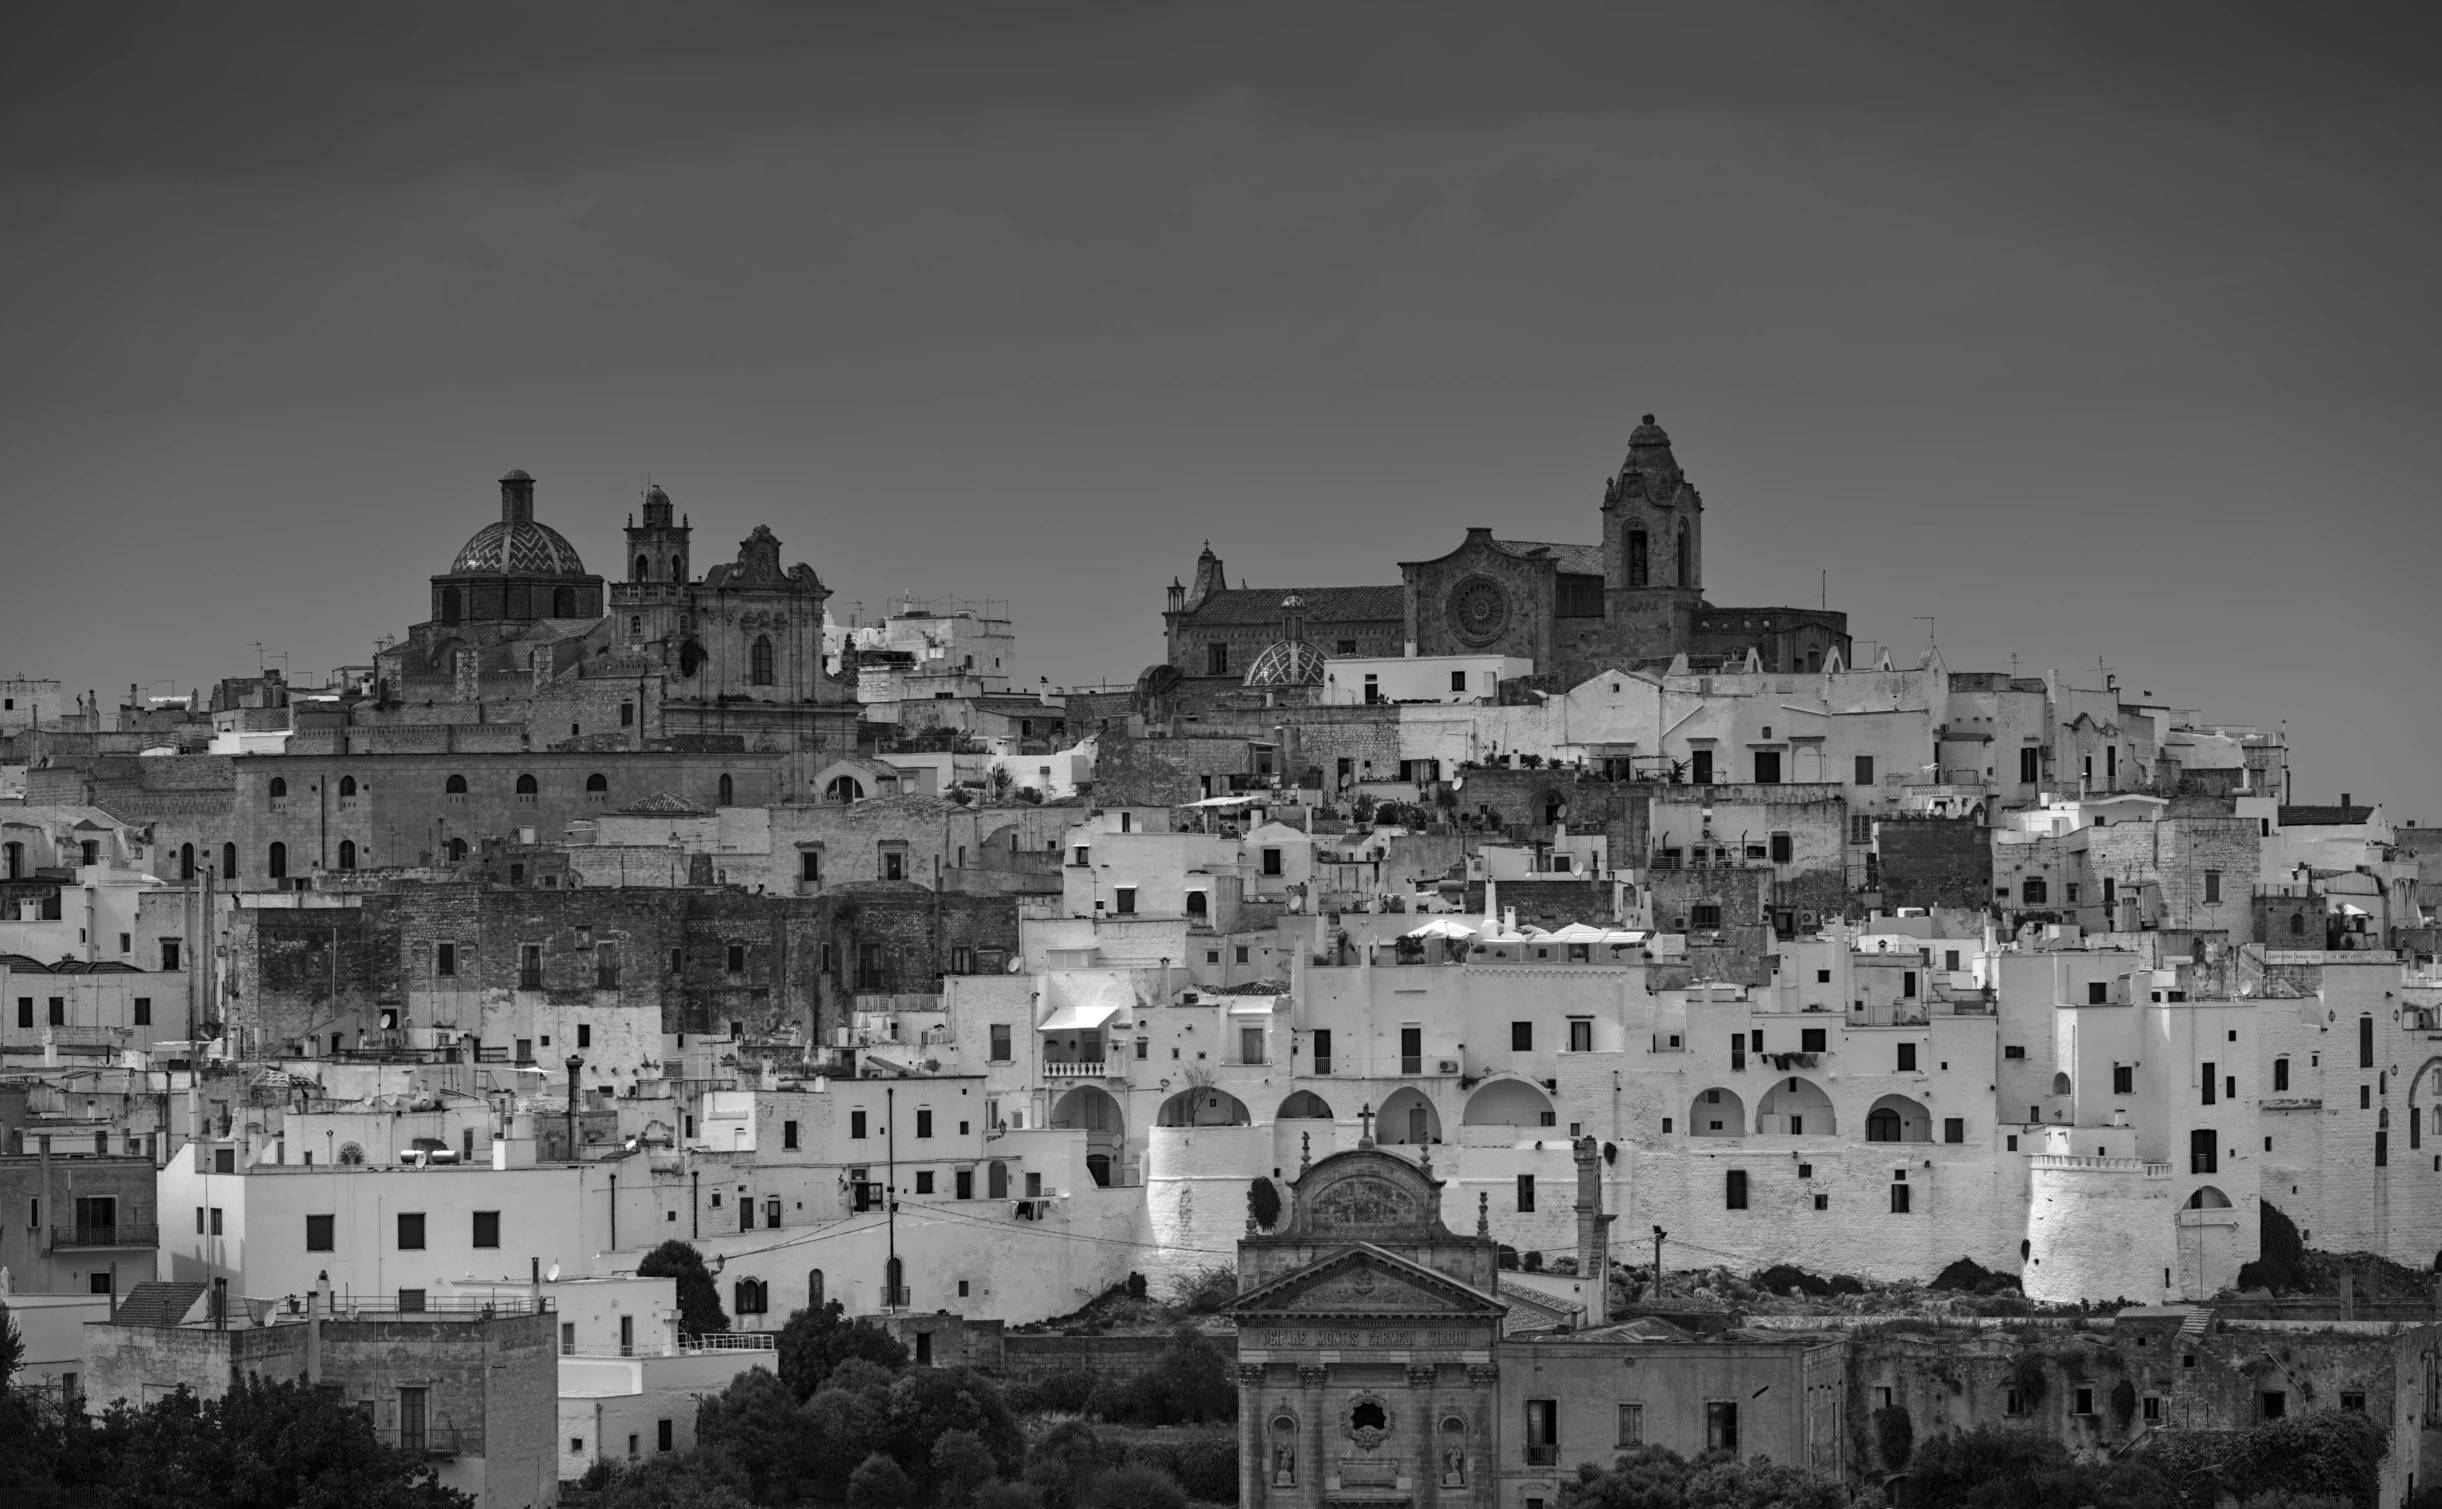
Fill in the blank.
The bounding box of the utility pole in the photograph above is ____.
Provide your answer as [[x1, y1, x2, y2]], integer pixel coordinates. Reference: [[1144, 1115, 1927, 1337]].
[[1651, 1225, 1667, 1302]]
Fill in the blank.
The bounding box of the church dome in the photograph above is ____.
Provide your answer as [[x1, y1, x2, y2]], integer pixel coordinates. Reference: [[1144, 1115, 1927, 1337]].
[[1243, 639, 1328, 688], [451, 519, 588, 575]]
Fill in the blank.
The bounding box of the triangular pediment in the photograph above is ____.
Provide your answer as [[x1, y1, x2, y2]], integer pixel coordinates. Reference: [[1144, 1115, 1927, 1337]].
[[1230, 1243, 1506, 1321]]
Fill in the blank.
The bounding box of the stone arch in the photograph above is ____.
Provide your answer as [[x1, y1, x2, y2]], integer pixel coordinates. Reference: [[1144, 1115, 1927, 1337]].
[[267, 842, 287, 881], [1461, 1077, 1554, 1129], [586, 773, 608, 793], [515, 773, 538, 795], [1277, 1090, 1333, 1120], [634, 555, 649, 582], [1756, 1076, 1836, 1136], [268, 776, 287, 801], [179, 843, 194, 880], [1689, 1087, 1746, 1137], [1866, 1093, 1933, 1143], [826, 774, 865, 802], [1056, 1085, 1128, 1186], [1156, 1087, 1249, 1127], [446, 837, 468, 862], [987, 1161, 1009, 1199], [338, 840, 356, 870], [445, 773, 468, 794], [1377, 1087, 1440, 1144], [339, 775, 357, 797], [2186, 1186, 2232, 1209], [2051, 1071, 2073, 1096], [718, 773, 734, 806]]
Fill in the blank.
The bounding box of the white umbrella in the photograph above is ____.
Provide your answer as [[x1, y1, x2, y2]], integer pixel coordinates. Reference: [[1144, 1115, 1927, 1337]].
[[1406, 918, 1480, 940]]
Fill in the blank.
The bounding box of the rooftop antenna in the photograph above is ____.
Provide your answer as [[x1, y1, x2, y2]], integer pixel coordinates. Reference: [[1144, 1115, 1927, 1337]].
[[248, 642, 267, 673]]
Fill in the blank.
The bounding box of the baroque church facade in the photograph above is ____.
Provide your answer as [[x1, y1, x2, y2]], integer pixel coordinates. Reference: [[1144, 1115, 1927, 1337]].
[[1161, 416, 1851, 700], [371, 471, 857, 782]]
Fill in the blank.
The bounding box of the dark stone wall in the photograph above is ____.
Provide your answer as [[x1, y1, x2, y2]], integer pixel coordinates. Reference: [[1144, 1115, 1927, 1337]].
[[1876, 815, 1993, 912]]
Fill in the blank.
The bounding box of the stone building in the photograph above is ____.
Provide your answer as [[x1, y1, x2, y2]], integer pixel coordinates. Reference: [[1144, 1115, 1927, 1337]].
[[1159, 417, 1850, 703]]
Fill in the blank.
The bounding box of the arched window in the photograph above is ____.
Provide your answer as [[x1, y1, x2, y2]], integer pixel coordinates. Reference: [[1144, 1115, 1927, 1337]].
[[552, 587, 576, 617], [1866, 1107, 1902, 1142], [445, 774, 468, 794], [268, 776, 287, 802], [339, 775, 356, 797], [586, 773, 608, 793], [1676, 521, 1690, 586], [179, 843, 195, 880], [2291, 912, 2306, 935], [670, 556, 682, 581], [884, 1256, 904, 1307], [515, 773, 539, 795], [732, 1278, 768, 1316], [221, 842, 237, 880], [750, 635, 775, 685], [635, 556, 649, 581], [718, 774, 734, 806], [338, 840, 357, 870], [2051, 1072, 2073, 1096], [446, 837, 468, 862], [439, 586, 462, 623], [267, 842, 287, 880], [987, 1161, 1009, 1199], [1628, 528, 1649, 587], [808, 1270, 824, 1309]]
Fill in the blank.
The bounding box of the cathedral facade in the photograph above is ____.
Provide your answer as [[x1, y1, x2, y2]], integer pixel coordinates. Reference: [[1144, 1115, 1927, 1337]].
[[1160, 417, 1850, 701]]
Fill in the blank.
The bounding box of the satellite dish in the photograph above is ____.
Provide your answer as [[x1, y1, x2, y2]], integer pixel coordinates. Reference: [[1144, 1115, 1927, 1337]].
[[546, 1261, 560, 1282]]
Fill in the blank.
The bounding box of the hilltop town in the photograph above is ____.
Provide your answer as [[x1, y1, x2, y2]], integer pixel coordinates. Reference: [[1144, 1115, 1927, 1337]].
[[4, 416, 2436, 1506]]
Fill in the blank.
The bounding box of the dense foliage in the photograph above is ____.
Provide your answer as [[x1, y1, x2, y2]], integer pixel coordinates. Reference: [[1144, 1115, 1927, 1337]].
[[1558, 1444, 1845, 1509], [84, 1375, 473, 1509], [638, 1239, 732, 1338], [777, 1300, 911, 1399], [1902, 1427, 2174, 1509]]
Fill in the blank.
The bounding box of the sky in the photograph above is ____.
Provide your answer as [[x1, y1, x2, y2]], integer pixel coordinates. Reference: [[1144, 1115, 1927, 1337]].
[[3, 2, 2436, 814]]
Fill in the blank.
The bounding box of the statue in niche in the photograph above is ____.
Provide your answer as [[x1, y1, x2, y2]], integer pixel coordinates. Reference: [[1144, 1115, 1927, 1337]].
[[1440, 1417, 1467, 1485], [1271, 1416, 1296, 1485]]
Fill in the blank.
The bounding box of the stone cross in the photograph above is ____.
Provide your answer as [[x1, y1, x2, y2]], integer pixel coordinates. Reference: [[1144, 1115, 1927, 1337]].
[[1356, 1103, 1375, 1145]]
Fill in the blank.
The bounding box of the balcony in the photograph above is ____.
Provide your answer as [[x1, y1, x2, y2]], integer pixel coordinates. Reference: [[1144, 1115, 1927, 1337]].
[[51, 1223, 158, 1250], [1043, 1060, 1117, 1079], [377, 1423, 482, 1458], [1524, 1445, 1559, 1468]]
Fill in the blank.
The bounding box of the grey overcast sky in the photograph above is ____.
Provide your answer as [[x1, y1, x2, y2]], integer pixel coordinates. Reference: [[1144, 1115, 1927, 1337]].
[[3, 3, 2436, 812]]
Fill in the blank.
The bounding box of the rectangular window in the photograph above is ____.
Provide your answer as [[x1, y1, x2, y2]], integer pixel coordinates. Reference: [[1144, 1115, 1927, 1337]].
[[2203, 870, 2221, 904], [399, 1386, 427, 1449], [2019, 747, 2040, 784], [1401, 1026, 1422, 1077], [518, 944, 542, 990], [398, 1212, 426, 1250], [1752, 750, 1781, 785], [1766, 832, 1792, 864], [2261, 1391, 2286, 1420], [851, 1111, 868, 1140], [2201, 1062, 2216, 1105], [1206, 643, 1229, 676], [2112, 1064, 2132, 1094], [1705, 1401, 1738, 1454], [162, 938, 181, 971], [916, 1109, 934, 1138], [956, 1168, 974, 1199], [48, 997, 64, 1026], [1616, 1403, 1642, 1446], [2102, 877, 2115, 907], [989, 1024, 1011, 1061], [1312, 1029, 1332, 1075], [1690, 904, 1722, 929], [1725, 1169, 1747, 1209], [1692, 748, 1713, 785], [306, 1214, 335, 1252], [1854, 755, 1875, 785], [133, 997, 151, 1026], [577, 1023, 592, 1050], [783, 1120, 799, 1150], [1897, 1043, 1917, 1072], [1569, 1020, 1593, 1053], [435, 941, 456, 977], [2360, 1015, 2374, 1068], [726, 943, 746, 974], [1113, 886, 1136, 915], [1516, 1174, 1535, 1213], [472, 1211, 500, 1248], [2075, 1387, 2094, 1416], [1511, 1021, 1533, 1052], [2088, 981, 2108, 1005], [2274, 1059, 2289, 1092], [1261, 848, 1283, 876], [14, 998, 27, 1029], [915, 1171, 935, 1194], [1240, 1027, 1264, 1064], [1944, 1118, 1965, 1143], [2142, 1396, 2160, 1421], [1524, 1398, 1557, 1465], [1802, 1027, 1826, 1053], [2189, 1128, 2217, 1175]]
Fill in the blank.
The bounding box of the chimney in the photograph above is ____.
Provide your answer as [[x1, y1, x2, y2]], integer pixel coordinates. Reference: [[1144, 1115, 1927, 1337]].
[[2342, 793, 2352, 809], [1573, 1136, 1615, 1324], [500, 469, 537, 526]]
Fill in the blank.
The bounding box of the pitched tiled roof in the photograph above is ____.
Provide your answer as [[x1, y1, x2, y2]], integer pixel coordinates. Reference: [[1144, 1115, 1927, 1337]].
[[113, 1280, 208, 1327], [1492, 539, 1605, 575], [1180, 585, 1404, 626], [2280, 805, 2374, 827]]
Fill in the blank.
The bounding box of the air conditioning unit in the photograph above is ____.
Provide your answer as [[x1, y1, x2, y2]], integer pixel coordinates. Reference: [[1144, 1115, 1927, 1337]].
[[1436, 1059, 1461, 1075]]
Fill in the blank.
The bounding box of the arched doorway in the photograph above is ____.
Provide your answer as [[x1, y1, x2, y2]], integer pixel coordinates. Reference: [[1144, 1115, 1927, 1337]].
[[808, 1269, 824, 1309], [1756, 1076, 1836, 1136], [1376, 1087, 1440, 1145], [1688, 1088, 1747, 1137], [1055, 1085, 1128, 1186], [1156, 1088, 1250, 1127], [1866, 1094, 1933, 1143], [1461, 1078, 1555, 1131], [179, 843, 194, 880], [1277, 1091, 1333, 1120]]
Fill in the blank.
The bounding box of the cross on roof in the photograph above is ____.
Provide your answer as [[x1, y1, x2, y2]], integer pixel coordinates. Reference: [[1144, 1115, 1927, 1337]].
[[1356, 1102, 1375, 1145]]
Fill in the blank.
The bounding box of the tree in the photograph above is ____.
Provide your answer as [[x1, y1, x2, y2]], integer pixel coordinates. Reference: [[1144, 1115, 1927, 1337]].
[[802, 1381, 894, 1484], [696, 1368, 805, 1502], [587, 1455, 757, 1509], [639, 1239, 730, 1337], [1026, 1421, 1119, 1509], [0, 1302, 62, 1509], [1074, 1465, 1187, 1509], [1874, 1404, 1914, 1470], [1903, 1427, 2171, 1509], [974, 1483, 1045, 1509], [777, 1300, 909, 1400], [884, 1367, 1024, 1492], [849, 1452, 917, 1509], [931, 1429, 999, 1509], [82, 1375, 472, 1509], [1136, 1327, 1236, 1425], [1247, 1177, 1282, 1230], [1559, 1445, 1843, 1509]]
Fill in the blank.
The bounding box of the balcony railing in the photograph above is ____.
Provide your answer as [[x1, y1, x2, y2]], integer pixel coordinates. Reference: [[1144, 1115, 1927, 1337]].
[[377, 1423, 482, 1457], [1043, 1060, 1115, 1078], [51, 1223, 158, 1250], [681, 1332, 778, 1352], [1525, 1445, 1559, 1467]]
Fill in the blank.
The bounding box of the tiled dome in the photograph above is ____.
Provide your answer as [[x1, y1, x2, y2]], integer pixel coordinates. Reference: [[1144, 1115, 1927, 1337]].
[[451, 520, 587, 575]]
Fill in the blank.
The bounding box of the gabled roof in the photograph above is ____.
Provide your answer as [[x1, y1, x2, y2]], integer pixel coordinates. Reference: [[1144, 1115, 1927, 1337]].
[[112, 1279, 209, 1327], [1228, 1241, 1508, 1321], [1178, 585, 1404, 626]]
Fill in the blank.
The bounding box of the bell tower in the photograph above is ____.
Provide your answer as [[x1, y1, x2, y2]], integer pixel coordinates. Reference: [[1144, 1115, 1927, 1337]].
[[1599, 413, 1704, 661], [625, 485, 692, 586]]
